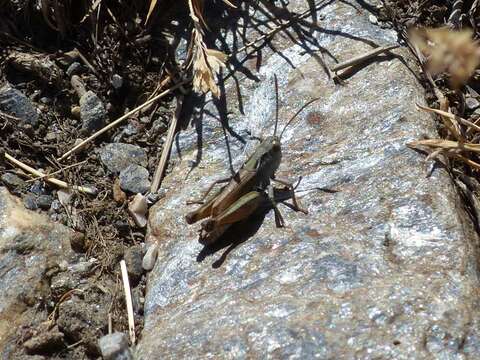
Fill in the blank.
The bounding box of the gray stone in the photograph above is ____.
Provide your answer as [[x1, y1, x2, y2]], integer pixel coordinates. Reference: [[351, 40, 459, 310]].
[[99, 332, 132, 360], [79, 90, 106, 133], [136, 1, 480, 359], [0, 84, 38, 126], [23, 194, 38, 210], [23, 326, 64, 354], [142, 243, 158, 271], [119, 164, 150, 194], [29, 181, 46, 195], [68, 260, 95, 274], [50, 271, 81, 295], [0, 187, 76, 355], [57, 295, 106, 354], [466, 97, 480, 111], [50, 199, 62, 212], [1, 173, 26, 189], [66, 62, 82, 77], [39, 97, 51, 105], [99, 143, 148, 174], [112, 74, 123, 89], [36, 195, 53, 209], [124, 245, 144, 285]]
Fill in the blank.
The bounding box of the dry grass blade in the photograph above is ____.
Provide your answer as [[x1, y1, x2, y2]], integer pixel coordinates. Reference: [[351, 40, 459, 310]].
[[58, 79, 190, 160], [407, 138, 480, 153], [416, 103, 463, 140], [120, 260, 135, 344], [453, 153, 480, 170], [4, 152, 97, 195], [150, 95, 184, 193], [331, 44, 399, 72], [145, 0, 158, 25], [416, 103, 480, 133]]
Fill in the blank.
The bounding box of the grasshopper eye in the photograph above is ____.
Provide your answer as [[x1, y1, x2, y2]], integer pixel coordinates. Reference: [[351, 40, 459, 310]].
[[272, 140, 281, 151]]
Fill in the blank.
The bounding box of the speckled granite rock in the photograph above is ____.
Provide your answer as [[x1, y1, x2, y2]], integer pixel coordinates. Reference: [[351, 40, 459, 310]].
[[0, 187, 76, 356], [137, 1, 480, 359]]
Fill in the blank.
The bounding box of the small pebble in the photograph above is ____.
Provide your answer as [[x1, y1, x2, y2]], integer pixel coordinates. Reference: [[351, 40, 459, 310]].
[[368, 14, 378, 24], [466, 97, 480, 111], [79, 90, 107, 133], [69, 260, 95, 274], [66, 62, 82, 77], [71, 105, 81, 119], [99, 143, 148, 174], [23, 194, 38, 210], [124, 245, 144, 285], [0, 83, 39, 126], [50, 199, 62, 212], [23, 325, 64, 354], [1, 173, 26, 188], [37, 195, 54, 209], [142, 243, 158, 271], [112, 74, 123, 89], [119, 164, 151, 194], [98, 332, 133, 360], [29, 181, 46, 195]]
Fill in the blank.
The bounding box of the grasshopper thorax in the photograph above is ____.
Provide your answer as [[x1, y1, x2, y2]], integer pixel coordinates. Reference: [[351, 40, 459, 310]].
[[254, 135, 282, 186]]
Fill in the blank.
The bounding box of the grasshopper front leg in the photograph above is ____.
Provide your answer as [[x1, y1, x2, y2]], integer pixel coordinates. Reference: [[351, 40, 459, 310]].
[[271, 176, 309, 214]]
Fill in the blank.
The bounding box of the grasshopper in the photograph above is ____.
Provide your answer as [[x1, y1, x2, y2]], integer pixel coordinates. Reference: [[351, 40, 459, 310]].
[[185, 75, 319, 241], [199, 185, 304, 245]]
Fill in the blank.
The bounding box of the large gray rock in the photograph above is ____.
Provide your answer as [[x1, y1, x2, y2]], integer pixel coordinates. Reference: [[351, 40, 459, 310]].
[[0, 187, 76, 356], [137, 1, 480, 359]]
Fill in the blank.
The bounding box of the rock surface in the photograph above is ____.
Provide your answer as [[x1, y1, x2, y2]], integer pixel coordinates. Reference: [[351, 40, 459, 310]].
[[137, 2, 480, 359], [0, 187, 76, 356]]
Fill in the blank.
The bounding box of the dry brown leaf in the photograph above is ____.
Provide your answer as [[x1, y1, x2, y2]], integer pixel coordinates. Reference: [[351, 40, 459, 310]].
[[410, 27, 480, 88], [192, 46, 226, 97], [113, 178, 127, 204]]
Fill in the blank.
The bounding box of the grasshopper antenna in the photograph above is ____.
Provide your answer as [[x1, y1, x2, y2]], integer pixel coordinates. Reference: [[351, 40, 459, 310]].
[[279, 97, 321, 139], [273, 74, 279, 137]]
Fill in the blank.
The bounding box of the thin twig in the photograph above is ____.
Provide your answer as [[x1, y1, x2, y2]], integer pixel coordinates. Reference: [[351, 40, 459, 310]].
[[150, 95, 184, 193], [75, 48, 99, 76], [120, 260, 135, 345], [4, 152, 97, 195], [25, 160, 87, 183], [331, 44, 399, 72], [58, 79, 190, 161]]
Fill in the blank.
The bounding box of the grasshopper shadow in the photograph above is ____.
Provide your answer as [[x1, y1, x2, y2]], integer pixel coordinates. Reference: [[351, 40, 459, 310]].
[[196, 211, 269, 268]]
